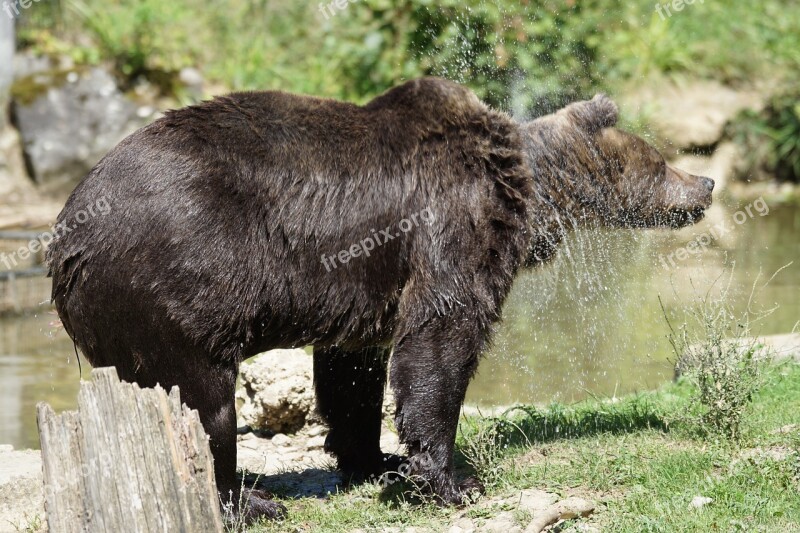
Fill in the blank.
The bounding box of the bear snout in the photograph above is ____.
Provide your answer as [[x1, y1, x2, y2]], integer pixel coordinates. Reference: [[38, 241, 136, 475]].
[[665, 167, 714, 210]]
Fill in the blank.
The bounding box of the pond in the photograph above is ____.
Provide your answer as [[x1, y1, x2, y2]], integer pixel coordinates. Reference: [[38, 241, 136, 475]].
[[1, 199, 798, 450]]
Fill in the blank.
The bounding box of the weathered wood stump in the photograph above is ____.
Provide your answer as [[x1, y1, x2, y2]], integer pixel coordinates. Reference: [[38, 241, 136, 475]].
[[37, 367, 223, 533]]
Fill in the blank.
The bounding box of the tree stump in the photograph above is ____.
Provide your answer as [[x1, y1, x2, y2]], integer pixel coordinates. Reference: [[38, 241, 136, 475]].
[[37, 367, 224, 533]]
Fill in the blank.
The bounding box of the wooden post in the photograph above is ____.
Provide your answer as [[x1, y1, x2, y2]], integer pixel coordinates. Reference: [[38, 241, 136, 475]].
[[37, 367, 224, 533]]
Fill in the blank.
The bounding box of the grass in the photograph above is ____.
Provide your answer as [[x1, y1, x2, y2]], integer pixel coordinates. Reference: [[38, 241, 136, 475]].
[[245, 363, 800, 532]]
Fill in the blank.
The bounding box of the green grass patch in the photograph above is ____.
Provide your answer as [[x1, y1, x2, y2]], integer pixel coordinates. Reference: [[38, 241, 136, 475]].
[[244, 363, 800, 531]]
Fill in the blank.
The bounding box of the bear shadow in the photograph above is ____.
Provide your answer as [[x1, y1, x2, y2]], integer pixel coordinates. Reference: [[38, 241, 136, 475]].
[[239, 465, 475, 506], [240, 467, 343, 500]]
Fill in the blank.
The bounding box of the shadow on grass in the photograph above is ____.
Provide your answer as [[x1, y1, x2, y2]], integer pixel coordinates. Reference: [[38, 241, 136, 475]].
[[240, 467, 342, 500], [240, 463, 434, 507], [458, 394, 672, 454]]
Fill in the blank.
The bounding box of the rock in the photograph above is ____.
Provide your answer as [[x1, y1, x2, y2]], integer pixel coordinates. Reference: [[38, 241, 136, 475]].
[[11, 67, 145, 192], [449, 517, 476, 533], [0, 126, 31, 201], [379, 427, 401, 453], [624, 81, 763, 150], [523, 496, 595, 533], [481, 511, 522, 532], [236, 348, 316, 433], [0, 447, 44, 532], [12, 50, 75, 82], [0, 48, 68, 226], [688, 495, 713, 509], [272, 433, 291, 446], [306, 424, 325, 437], [0, 124, 63, 230], [516, 488, 559, 513], [307, 435, 326, 449]]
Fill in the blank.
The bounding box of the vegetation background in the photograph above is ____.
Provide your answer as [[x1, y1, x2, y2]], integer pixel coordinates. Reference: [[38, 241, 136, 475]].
[[14, 0, 800, 181]]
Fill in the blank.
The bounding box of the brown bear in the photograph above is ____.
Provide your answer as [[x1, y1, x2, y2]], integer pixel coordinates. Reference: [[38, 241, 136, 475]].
[[46, 78, 713, 523]]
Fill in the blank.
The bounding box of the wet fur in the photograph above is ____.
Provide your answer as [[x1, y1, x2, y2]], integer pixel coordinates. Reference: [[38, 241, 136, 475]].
[[47, 78, 711, 520]]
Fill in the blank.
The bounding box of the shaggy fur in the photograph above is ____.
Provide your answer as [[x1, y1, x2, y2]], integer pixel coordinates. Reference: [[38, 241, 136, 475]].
[[47, 78, 712, 522]]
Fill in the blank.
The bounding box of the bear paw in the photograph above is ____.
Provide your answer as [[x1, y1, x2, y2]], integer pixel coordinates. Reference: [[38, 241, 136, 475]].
[[340, 452, 408, 484], [435, 476, 485, 506], [222, 488, 286, 525]]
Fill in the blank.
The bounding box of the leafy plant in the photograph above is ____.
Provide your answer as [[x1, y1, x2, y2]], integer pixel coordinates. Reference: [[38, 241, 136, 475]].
[[66, 0, 206, 84], [728, 91, 800, 183]]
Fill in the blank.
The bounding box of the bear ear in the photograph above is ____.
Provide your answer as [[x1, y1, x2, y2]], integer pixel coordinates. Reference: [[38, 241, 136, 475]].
[[565, 94, 619, 133]]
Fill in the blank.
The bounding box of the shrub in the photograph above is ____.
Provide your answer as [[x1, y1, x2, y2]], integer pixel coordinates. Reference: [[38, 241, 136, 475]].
[[664, 279, 770, 441], [727, 91, 800, 183]]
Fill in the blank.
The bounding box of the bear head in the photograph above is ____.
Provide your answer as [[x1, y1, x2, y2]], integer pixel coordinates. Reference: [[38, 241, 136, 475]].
[[527, 94, 714, 229]]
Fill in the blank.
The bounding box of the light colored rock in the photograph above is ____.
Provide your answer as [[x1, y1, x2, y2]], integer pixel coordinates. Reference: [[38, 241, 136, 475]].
[[516, 488, 559, 513], [480, 511, 522, 532], [449, 517, 476, 533], [272, 433, 291, 446], [0, 122, 63, 229], [379, 428, 402, 454], [689, 495, 713, 509], [307, 435, 326, 449], [306, 425, 325, 437], [383, 387, 397, 420], [0, 447, 44, 532], [624, 81, 763, 150], [11, 67, 145, 192], [236, 349, 315, 433], [12, 50, 53, 82], [523, 496, 595, 533]]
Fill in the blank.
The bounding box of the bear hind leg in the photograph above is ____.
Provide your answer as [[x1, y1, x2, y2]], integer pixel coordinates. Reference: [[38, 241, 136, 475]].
[[128, 356, 286, 523]]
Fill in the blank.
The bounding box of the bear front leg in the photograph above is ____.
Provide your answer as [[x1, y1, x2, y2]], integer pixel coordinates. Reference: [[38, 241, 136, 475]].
[[389, 316, 487, 504], [313, 346, 402, 481]]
